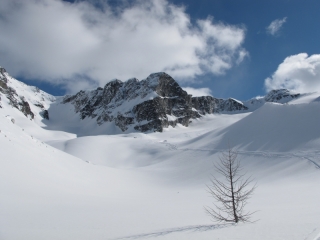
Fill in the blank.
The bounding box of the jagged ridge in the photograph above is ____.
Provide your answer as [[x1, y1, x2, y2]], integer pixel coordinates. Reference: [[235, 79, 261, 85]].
[[63, 73, 201, 132], [1, 66, 305, 134], [62, 72, 248, 132]]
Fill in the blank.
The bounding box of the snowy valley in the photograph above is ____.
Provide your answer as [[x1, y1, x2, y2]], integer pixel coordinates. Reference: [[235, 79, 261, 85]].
[[1, 66, 320, 240]]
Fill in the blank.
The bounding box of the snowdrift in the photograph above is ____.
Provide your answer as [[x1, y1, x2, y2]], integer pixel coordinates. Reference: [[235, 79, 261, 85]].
[[183, 102, 320, 152]]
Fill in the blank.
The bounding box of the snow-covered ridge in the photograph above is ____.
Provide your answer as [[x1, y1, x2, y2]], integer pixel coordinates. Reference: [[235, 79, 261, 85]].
[[0, 66, 55, 123], [2, 66, 320, 240], [243, 89, 302, 110], [1, 65, 319, 135]]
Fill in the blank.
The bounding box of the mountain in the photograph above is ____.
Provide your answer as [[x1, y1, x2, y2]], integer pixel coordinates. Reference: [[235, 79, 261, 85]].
[[0, 66, 55, 123], [60, 72, 250, 133], [0, 66, 314, 135], [1, 65, 320, 240], [61, 72, 200, 132], [242, 89, 302, 110], [184, 101, 320, 152]]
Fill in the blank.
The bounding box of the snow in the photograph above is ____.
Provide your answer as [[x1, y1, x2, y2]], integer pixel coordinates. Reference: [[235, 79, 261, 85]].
[[166, 114, 177, 121], [183, 102, 320, 152], [288, 92, 320, 104], [3, 71, 55, 125], [229, 98, 243, 105], [1, 77, 320, 239]]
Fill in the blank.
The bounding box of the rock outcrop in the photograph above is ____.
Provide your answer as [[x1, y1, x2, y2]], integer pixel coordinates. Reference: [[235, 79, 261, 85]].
[[0, 66, 54, 120], [264, 89, 300, 102], [63, 72, 203, 132], [192, 96, 248, 114], [0, 67, 34, 119], [62, 72, 248, 132]]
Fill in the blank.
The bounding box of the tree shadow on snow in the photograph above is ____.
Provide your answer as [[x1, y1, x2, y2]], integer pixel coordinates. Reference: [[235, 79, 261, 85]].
[[114, 223, 235, 239]]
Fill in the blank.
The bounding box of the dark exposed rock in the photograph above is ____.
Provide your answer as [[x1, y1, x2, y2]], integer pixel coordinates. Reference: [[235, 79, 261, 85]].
[[0, 67, 35, 119], [192, 96, 217, 114], [40, 110, 49, 120], [134, 119, 163, 132], [34, 102, 45, 109], [0, 67, 8, 83], [132, 96, 200, 132], [115, 114, 134, 131], [218, 98, 249, 112], [191, 96, 248, 114], [264, 89, 300, 102], [62, 72, 245, 133], [0, 67, 8, 90], [0, 80, 8, 90], [19, 98, 35, 119]]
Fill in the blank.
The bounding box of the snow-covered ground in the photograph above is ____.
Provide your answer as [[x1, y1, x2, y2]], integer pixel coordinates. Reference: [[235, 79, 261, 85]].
[[1, 87, 320, 240]]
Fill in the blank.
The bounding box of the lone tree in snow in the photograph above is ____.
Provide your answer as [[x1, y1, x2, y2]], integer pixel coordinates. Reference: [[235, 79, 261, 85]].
[[205, 146, 256, 223]]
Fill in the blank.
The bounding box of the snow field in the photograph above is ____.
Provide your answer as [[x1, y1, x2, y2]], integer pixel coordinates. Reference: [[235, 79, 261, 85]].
[[1, 92, 320, 239]]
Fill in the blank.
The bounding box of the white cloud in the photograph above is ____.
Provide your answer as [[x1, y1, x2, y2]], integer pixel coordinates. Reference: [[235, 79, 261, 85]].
[[264, 53, 320, 93], [236, 49, 249, 64], [0, 0, 247, 92], [266, 17, 287, 35], [182, 87, 212, 97]]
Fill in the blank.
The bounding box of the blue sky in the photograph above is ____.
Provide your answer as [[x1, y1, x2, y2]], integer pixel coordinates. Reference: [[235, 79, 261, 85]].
[[1, 0, 320, 100], [179, 0, 320, 99]]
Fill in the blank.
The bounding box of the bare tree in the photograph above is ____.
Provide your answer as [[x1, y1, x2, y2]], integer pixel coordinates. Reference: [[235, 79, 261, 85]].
[[205, 147, 256, 223]]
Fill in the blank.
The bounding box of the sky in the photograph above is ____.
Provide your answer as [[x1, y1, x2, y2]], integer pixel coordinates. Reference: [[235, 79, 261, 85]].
[[1, 0, 320, 100]]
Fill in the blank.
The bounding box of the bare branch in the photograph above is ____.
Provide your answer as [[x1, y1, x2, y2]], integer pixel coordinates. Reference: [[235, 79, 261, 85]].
[[205, 145, 256, 223]]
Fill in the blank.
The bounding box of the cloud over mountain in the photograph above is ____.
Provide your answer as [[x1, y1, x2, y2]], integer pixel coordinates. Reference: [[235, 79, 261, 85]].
[[265, 53, 320, 93], [0, 0, 247, 93]]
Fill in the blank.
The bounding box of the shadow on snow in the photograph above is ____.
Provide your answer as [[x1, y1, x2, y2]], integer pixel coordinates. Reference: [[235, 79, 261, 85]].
[[114, 223, 235, 239]]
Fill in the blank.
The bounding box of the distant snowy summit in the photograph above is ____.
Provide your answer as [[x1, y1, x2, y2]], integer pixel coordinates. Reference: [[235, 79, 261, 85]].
[[243, 89, 301, 111], [0, 66, 312, 133]]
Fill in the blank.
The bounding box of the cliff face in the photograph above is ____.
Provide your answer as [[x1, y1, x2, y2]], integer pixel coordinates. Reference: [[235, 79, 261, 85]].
[[191, 96, 248, 115], [62, 73, 201, 132], [62, 72, 249, 132]]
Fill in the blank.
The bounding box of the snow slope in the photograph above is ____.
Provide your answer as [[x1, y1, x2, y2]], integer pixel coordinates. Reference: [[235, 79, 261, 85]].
[[288, 91, 320, 104], [1, 69, 320, 239], [2, 95, 320, 240], [44, 97, 128, 136], [0, 67, 55, 125], [183, 102, 320, 152]]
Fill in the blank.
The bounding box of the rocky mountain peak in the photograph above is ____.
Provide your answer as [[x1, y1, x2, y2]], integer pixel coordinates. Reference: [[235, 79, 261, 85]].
[[61, 72, 249, 133], [145, 72, 188, 98], [0, 67, 54, 120]]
